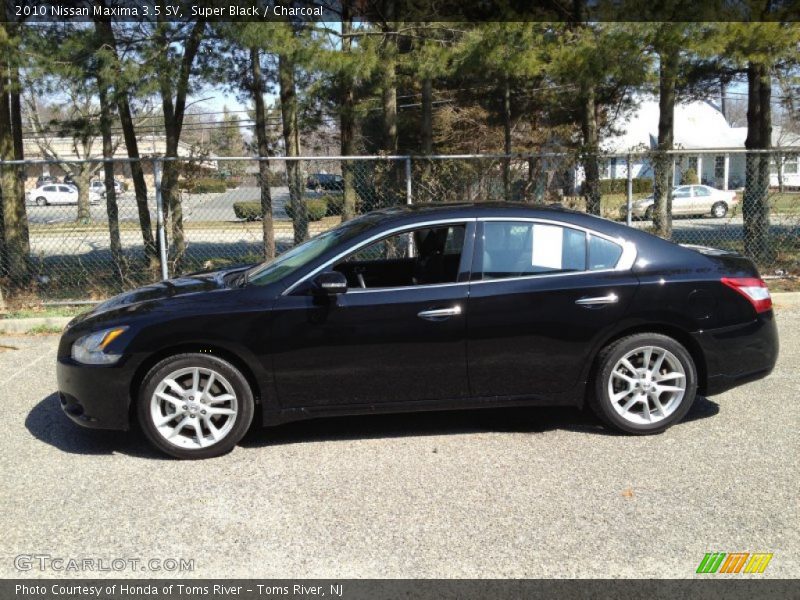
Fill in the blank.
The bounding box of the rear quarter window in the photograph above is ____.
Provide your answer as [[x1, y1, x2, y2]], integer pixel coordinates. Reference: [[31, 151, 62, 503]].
[[588, 235, 623, 270]]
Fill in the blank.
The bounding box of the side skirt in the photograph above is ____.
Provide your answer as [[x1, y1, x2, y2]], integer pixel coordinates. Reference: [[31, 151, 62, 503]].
[[261, 390, 582, 427]]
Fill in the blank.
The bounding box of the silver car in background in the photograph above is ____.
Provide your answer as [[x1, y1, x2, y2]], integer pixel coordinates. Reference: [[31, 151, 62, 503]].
[[627, 185, 738, 220]]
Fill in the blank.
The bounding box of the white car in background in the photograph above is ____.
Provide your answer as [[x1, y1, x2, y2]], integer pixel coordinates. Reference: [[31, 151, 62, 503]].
[[629, 185, 738, 220], [26, 184, 101, 206]]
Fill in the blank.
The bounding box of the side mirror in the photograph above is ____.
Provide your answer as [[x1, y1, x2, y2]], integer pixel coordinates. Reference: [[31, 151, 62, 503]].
[[313, 271, 348, 295]]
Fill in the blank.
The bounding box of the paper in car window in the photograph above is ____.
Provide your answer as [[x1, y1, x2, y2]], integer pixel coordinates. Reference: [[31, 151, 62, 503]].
[[532, 224, 563, 269]]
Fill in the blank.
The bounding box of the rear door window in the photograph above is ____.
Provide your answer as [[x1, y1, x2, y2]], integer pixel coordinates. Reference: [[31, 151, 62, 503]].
[[478, 221, 587, 279]]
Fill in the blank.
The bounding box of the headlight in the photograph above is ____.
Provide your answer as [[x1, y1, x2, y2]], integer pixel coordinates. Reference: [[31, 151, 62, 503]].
[[71, 326, 128, 365]]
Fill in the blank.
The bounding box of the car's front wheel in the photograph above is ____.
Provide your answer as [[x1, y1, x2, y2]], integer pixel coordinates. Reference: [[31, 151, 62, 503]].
[[589, 333, 697, 434], [36, 196, 48, 206], [138, 354, 255, 459]]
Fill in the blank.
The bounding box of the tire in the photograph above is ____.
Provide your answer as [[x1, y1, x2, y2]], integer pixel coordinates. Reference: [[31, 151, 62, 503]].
[[711, 201, 728, 218], [644, 206, 654, 221], [138, 353, 255, 459], [588, 333, 697, 435], [36, 197, 47, 206]]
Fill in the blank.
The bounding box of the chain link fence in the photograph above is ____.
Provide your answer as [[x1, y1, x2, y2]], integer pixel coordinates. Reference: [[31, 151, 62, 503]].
[[1, 150, 798, 303]]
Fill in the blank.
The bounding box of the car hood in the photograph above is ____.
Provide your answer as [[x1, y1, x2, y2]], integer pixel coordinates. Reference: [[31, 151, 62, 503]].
[[68, 266, 250, 327]]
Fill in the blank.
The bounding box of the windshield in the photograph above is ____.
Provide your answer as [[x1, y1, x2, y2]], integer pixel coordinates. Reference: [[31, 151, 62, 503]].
[[246, 214, 382, 287]]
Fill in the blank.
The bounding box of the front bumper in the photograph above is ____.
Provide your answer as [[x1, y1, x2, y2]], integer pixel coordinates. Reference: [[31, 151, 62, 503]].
[[57, 358, 133, 430], [693, 311, 779, 396]]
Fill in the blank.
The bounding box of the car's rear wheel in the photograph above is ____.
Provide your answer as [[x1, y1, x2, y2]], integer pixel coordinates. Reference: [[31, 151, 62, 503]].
[[711, 201, 728, 218], [644, 206, 654, 221], [36, 197, 47, 206], [138, 354, 254, 459], [589, 333, 697, 434]]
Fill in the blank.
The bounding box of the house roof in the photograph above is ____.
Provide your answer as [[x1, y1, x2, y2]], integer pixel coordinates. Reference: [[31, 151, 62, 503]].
[[604, 97, 745, 152]]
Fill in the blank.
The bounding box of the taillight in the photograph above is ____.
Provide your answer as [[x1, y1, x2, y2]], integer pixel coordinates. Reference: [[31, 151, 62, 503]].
[[721, 277, 772, 313]]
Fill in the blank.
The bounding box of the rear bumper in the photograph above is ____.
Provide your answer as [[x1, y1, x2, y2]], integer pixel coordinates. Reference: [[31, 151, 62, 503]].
[[56, 358, 132, 430], [693, 311, 779, 396]]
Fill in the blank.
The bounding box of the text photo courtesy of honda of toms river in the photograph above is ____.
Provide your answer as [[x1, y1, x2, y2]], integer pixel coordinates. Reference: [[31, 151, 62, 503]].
[[56, 203, 779, 459]]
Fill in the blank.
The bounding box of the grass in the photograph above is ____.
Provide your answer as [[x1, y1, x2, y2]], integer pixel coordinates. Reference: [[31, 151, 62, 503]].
[[771, 193, 800, 215], [1, 305, 89, 320], [25, 324, 65, 335]]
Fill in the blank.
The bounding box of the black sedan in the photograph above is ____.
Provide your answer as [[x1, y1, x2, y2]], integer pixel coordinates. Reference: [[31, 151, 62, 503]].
[[306, 173, 344, 192], [57, 204, 779, 459]]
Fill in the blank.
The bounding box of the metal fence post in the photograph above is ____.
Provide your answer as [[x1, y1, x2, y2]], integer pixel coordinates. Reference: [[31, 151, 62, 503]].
[[153, 158, 169, 281], [626, 154, 633, 227], [405, 156, 412, 205]]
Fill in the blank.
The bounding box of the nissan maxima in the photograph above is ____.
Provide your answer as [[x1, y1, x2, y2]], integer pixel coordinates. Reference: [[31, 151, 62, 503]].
[[57, 204, 778, 459]]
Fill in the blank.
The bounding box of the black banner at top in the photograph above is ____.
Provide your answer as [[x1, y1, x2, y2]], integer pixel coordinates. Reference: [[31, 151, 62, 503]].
[[5, 0, 800, 23]]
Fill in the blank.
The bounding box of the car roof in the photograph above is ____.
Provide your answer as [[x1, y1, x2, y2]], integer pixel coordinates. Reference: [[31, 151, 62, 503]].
[[366, 201, 635, 235]]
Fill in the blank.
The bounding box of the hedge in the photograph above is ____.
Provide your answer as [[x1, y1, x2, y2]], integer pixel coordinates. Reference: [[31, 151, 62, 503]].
[[322, 194, 344, 216], [596, 177, 653, 195], [182, 178, 228, 194], [233, 201, 262, 221], [681, 168, 699, 185], [284, 198, 328, 222]]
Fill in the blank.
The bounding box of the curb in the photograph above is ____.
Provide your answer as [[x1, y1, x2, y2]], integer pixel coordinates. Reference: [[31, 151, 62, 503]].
[[0, 316, 71, 335]]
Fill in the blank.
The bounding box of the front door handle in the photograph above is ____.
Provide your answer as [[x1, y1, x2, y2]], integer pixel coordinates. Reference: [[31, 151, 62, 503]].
[[417, 305, 462, 321], [575, 293, 618, 307]]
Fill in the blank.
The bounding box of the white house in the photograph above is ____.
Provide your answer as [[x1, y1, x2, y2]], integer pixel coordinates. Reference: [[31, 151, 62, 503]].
[[585, 97, 800, 190]]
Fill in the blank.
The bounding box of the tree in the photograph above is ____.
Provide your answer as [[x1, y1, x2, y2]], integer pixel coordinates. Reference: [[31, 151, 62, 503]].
[[719, 19, 800, 263], [339, 9, 359, 220], [205, 22, 277, 259], [92, 13, 159, 272], [645, 24, 692, 237], [279, 49, 308, 243], [249, 46, 275, 260], [0, 13, 31, 284], [23, 21, 130, 228], [93, 15, 125, 282], [453, 23, 547, 200], [148, 17, 207, 273], [24, 92, 116, 224], [209, 106, 246, 158], [547, 20, 650, 214]]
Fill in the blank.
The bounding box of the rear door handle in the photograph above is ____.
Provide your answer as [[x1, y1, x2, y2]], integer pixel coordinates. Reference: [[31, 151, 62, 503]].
[[575, 293, 618, 307], [417, 306, 462, 321]]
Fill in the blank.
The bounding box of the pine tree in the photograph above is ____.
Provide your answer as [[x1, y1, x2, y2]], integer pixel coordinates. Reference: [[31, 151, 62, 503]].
[[717, 19, 800, 263]]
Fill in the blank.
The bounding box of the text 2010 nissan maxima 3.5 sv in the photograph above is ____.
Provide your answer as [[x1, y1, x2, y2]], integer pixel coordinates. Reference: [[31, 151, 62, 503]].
[[57, 204, 779, 459]]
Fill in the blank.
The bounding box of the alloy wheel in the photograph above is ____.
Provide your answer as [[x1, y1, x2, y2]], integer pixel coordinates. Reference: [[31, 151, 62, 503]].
[[150, 366, 238, 449], [712, 202, 727, 218], [607, 345, 686, 426]]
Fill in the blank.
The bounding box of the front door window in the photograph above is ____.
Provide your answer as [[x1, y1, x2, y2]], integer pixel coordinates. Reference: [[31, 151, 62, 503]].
[[334, 224, 467, 289]]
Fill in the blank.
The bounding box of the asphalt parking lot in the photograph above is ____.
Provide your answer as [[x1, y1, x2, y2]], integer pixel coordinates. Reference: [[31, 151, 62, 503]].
[[1, 299, 798, 579]]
